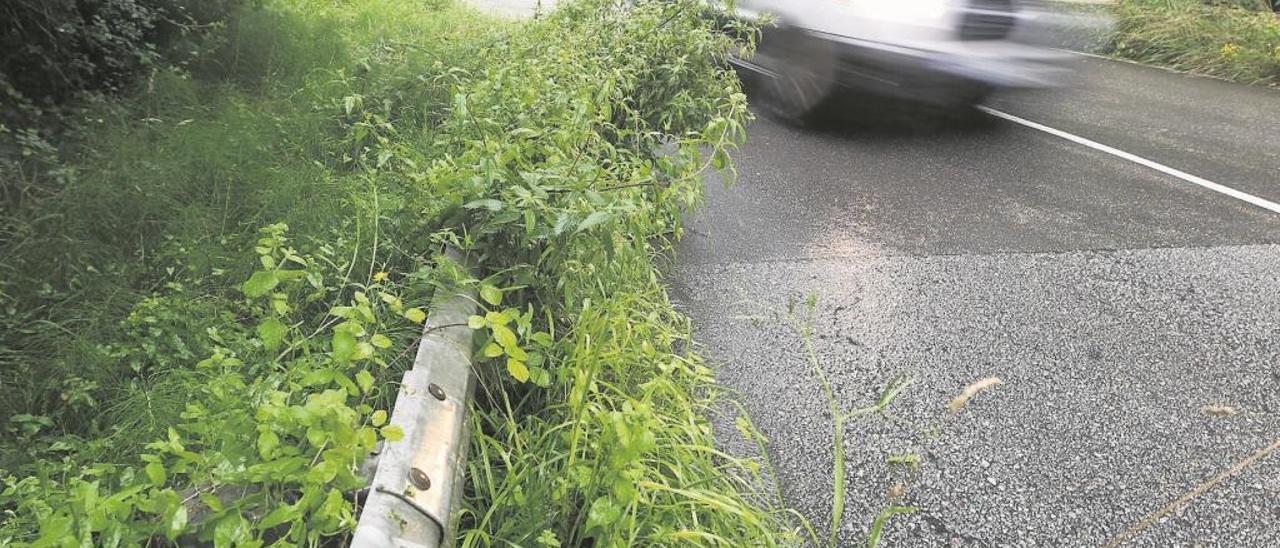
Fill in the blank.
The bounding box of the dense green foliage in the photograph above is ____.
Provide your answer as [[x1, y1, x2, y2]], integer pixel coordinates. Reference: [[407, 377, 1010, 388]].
[[1109, 0, 1280, 85], [447, 2, 794, 545], [1, 0, 243, 213], [0, 0, 240, 120], [0, 0, 790, 545]]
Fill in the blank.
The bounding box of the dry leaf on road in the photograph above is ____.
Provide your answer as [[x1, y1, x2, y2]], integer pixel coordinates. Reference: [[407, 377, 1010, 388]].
[[887, 483, 906, 500], [1202, 404, 1238, 417]]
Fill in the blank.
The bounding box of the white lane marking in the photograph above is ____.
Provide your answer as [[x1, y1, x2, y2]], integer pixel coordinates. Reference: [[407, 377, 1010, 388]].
[[977, 105, 1280, 215]]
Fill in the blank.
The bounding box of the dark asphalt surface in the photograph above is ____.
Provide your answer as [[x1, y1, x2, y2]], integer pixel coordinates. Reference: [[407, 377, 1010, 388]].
[[672, 56, 1280, 546]]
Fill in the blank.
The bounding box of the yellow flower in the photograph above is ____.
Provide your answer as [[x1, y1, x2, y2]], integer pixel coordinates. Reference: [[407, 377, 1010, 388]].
[[373, 271, 389, 282], [1221, 42, 1241, 58]]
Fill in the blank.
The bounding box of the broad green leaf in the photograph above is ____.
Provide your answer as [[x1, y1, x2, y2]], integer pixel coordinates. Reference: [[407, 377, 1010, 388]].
[[370, 334, 393, 349], [258, 430, 279, 459], [166, 505, 188, 540], [505, 343, 527, 361], [213, 513, 249, 547], [200, 493, 224, 514], [354, 342, 374, 361], [404, 308, 427, 324], [144, 462, 166, 485], [355, 370, 375, 394], [337, 371, 361, 396], [712, 148, 729, 170], [306, 426, 328, 448], [586, 496, 622, 530], [371, 410, 388, 427], [507, 358, 530, 383], [480, 285, 503, 306], [530, 367, 552, 388], [356, 303, 375, 323], [463, 199, 503, 211], [492, 324, 518, 352], [242, 271, 279, 298], [257, 318, 287, 351], [380, 424, 404, 442], [359, 426, 377, 450], [467, 315, 487, 329], [258, 504, 300, 530], [576, 211, 611, 232], [332, 329, 358, 363], [482, 343, 504, 358], [270, 293, 289, 316], [531, 332, 555, 347]]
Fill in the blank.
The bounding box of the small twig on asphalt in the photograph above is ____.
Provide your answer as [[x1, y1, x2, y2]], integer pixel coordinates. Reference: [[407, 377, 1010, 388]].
[[1103, 437, 1280, 548]]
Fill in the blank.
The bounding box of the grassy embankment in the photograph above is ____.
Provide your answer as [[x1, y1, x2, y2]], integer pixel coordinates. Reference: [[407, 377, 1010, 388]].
[[1108, 0, 1280, 85], [0, 0, 795, 545]]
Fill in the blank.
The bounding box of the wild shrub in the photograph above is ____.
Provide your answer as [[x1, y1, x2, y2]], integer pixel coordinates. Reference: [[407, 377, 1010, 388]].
[[0, 0, 240, 122]]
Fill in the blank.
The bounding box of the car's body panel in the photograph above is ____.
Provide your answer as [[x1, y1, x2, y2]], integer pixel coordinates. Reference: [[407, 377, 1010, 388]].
[[731, 0, 1086, 110]]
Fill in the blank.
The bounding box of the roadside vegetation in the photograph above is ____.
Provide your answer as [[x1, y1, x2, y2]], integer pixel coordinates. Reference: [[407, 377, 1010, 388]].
[[0, 0, 794, 545], [1108, 0, 1280, 85]]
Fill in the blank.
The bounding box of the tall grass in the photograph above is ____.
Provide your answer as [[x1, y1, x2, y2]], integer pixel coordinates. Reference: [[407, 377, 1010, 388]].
[[1109, 0, 1280, 84]]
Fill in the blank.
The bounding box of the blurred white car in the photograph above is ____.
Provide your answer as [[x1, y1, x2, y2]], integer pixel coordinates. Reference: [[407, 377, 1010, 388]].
[[729, 0, 1075, 119]]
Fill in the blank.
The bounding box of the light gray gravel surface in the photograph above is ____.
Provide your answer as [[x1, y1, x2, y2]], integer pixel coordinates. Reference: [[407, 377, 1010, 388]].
[[673, 57, 1280, 546]]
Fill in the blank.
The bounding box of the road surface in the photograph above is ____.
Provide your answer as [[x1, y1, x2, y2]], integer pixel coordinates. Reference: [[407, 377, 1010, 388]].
[[672, 55, 1280, 546]]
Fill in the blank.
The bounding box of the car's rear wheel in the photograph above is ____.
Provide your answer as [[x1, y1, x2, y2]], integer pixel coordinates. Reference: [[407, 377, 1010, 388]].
[[755, 26, 837, 124]]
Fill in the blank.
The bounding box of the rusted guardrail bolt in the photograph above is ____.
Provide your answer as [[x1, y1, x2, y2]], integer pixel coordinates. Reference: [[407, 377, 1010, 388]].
[[428, 383, 446, 401], [409, 467, 431, 491]]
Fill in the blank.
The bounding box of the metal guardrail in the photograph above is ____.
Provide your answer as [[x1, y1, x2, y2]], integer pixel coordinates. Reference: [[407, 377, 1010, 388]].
[[352, 249, 476, 548]]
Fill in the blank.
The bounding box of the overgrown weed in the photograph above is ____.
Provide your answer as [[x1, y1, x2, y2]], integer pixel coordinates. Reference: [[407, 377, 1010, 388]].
[[784, 294, 914, 548]]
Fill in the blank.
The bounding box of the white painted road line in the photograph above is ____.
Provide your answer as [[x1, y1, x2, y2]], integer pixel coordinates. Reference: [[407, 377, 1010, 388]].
[[977, 106, 1280, 216]]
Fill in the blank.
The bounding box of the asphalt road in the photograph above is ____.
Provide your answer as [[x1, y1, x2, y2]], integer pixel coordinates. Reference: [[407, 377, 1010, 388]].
[[672, 55, 1280, 546]]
